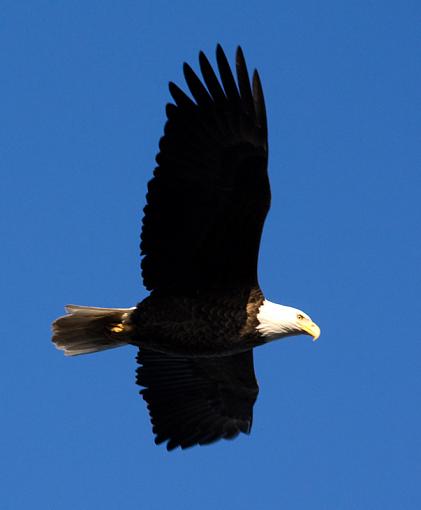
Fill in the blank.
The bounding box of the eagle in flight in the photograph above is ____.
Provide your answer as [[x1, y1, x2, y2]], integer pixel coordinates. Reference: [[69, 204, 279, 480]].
[[52, 45, 320, 450]]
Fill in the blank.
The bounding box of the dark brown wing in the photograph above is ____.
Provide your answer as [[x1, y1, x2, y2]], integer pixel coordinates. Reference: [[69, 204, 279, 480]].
[[136, 348, 259, 450], [140, 45, 269, 292]]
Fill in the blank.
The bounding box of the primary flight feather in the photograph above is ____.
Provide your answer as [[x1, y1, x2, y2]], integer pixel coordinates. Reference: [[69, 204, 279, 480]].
[[52, 45, 320, 451]]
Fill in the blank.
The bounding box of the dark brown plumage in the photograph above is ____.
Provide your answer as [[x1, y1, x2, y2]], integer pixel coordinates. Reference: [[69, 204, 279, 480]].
[[140, 45, 269, 292], [137, 349, 258, 450]]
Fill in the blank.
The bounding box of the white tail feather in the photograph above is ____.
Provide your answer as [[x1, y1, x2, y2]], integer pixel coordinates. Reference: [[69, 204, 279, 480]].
[[52, 305, 135, 356]]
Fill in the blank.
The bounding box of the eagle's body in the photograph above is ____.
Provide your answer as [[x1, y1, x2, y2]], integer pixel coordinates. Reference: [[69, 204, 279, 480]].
[[53, 45, 320, 450], [129, 287, 265, 357]]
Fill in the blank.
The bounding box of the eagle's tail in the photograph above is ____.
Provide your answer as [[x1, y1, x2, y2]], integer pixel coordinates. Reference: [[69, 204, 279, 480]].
[[52, 305, 135, 356]]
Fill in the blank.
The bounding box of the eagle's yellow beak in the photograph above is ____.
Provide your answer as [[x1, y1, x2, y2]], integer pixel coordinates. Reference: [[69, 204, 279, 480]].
[[301, 321, 321, 341]]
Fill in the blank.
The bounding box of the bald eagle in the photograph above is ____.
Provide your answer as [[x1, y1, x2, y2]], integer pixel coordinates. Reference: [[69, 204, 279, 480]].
[[52, 45, 320, 450]]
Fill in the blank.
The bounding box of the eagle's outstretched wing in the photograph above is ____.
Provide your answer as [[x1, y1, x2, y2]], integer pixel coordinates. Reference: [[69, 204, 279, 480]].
[[136, 349, 259, 450], [140, 45, 269, 292]]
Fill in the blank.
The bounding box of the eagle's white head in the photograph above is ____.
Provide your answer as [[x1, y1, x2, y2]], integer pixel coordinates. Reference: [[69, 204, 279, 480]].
[[256, 300, 320, 341]]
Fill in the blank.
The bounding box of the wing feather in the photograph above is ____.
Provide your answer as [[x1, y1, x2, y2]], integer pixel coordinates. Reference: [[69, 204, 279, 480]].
[[252, 70, 268, 142], [199, 50, 226, 104], [141, 46, 269, 291], [216, 44, 241, 104], [236, 47, 255, 116], [137, 348, 259, 451]]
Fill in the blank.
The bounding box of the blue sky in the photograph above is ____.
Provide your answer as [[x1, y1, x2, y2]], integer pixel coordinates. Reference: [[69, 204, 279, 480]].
[[1, 1, 420, 508]]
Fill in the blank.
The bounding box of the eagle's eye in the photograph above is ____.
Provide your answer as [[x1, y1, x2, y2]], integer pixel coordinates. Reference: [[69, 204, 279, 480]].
[[297, 314, 304, 320]]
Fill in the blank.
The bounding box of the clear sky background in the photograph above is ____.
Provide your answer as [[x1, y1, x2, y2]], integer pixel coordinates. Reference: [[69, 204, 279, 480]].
[[1, 1, 420, 509]]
